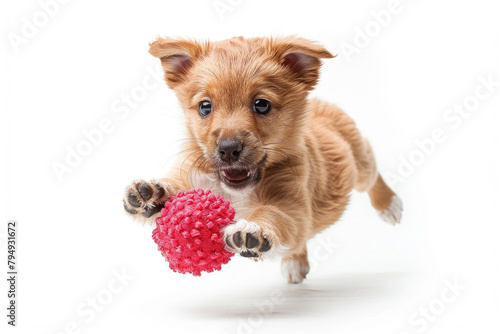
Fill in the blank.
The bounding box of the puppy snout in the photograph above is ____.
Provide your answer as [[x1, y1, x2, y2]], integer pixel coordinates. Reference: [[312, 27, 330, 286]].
[[218, 139, 243, 163]]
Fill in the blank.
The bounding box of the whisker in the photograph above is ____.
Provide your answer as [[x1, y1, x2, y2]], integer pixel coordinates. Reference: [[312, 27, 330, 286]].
[[157, 146, 202, 170], [179, 150, 204, 184], [155, 137, 205, 169], [188, 153, 206, 186]]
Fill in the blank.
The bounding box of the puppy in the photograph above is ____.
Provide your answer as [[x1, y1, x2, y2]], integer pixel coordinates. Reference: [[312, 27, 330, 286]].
[[123, 36, 402, 283]]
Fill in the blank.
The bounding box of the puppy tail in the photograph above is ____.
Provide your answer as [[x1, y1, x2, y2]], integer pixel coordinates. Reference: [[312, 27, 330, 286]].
[[368, 174, 403, 225], [352, 138, 403, 225]]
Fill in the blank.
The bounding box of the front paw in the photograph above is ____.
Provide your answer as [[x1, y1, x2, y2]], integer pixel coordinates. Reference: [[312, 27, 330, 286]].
[[123, 179, 174, 221], [223, 220, 273, 259]]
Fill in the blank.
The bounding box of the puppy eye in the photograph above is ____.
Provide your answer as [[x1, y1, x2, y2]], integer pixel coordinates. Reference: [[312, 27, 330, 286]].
[[198, 101, 212, 117], [253, 99, 271, 114]]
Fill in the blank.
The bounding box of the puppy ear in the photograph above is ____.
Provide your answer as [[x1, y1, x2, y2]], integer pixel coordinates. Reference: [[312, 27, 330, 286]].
[[274, 37, 335, 88], [149, 38, 207, 88]]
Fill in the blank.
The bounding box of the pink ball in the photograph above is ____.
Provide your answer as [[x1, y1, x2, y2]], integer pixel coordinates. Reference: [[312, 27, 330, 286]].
[[153, 189, 235, 276]]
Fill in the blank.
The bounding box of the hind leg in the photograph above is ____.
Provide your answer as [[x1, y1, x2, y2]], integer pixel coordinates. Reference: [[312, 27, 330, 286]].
[[281, 247, 310, 284], [312, 102, 403, 224]]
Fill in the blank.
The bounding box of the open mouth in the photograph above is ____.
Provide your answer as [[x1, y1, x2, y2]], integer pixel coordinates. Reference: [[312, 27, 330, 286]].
[[218, 153, 267, 188], [220, 166, 257, 187]]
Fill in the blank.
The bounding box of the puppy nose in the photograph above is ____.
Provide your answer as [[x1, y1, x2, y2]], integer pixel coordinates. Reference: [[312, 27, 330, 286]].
[[218, 139, 243, 163]]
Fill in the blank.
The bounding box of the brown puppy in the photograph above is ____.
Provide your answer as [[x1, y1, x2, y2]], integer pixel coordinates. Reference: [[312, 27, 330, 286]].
[[123, 36, 402, 283]]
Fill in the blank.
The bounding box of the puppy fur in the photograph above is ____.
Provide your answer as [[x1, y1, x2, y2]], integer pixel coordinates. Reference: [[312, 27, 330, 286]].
[[123, 36, 402, 283]]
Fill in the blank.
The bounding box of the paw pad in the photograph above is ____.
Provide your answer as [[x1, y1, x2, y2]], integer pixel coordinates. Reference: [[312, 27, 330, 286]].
[[123, 180, 172, 220], [223, 220, 273, 259]]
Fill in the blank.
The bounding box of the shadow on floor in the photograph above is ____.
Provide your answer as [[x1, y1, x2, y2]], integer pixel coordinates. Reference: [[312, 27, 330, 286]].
[[179, 271, 417, 319]]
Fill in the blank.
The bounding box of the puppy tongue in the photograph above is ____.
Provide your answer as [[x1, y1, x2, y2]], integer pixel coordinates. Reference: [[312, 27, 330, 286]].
[[224, 169, 250, 181]]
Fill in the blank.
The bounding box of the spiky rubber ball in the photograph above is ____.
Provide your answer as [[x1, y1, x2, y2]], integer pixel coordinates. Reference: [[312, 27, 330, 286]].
[[152, 189, 235, 276]]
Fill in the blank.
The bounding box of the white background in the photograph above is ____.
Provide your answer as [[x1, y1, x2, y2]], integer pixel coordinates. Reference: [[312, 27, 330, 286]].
[[1, 0, 499, 333]]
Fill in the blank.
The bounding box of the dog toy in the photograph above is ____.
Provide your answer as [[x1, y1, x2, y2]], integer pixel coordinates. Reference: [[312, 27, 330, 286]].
[[152, 189, 235, 276]]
